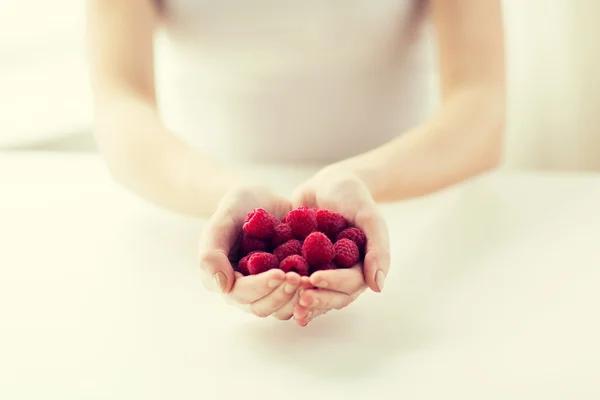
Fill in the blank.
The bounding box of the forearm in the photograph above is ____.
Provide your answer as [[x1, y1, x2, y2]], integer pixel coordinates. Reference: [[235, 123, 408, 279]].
[[335, 86, 504, 202], [93, 92, 242, 217]]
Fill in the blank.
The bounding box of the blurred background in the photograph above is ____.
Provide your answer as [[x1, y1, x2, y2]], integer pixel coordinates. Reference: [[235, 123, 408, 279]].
[[1, 0, 599, 170]]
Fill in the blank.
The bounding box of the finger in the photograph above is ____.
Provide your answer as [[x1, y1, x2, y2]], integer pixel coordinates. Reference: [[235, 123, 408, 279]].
[[228, 268, 286, 304], [199, 249, 236, 293], [299, 289, 353, 311], [299, 276, 314, 293], [309, 265, 366, 295], [269, 197, 294, 221], [307, 308, 328, 322], [291, 182, 318, 209], [271, 273, 304, 320], [199, 211, 238, 255], [251, 273, 302, 318], [288, 274, 315, 322], [355, 205, 391, 293], [271, 289, 300, 321], [198, 213, 238, 293], [294, 307, 328, 327], [293, 303, 310, 320]]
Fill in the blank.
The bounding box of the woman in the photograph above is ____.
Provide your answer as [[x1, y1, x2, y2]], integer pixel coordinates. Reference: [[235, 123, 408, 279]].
[[86, 0, 505, 326]]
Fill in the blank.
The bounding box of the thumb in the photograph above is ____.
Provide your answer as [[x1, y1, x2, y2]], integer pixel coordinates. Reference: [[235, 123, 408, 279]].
[[355, 205, 390, 293], [199, 249, 236, 293], [198, 213, 238, 293]]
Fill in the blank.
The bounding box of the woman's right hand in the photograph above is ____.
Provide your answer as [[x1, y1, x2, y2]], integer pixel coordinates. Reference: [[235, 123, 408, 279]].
[[198, 184, 310, 320]]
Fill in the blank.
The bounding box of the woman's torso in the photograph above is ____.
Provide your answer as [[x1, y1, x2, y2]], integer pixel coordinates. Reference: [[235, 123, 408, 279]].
[[154, 0, 439, 165]]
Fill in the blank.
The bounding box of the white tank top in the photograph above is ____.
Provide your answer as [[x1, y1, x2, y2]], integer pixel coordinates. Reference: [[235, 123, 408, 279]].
[[154, 0, 439, 166]]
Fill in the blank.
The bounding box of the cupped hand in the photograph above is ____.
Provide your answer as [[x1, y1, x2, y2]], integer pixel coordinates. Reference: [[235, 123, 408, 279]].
[[292, 168, 390, 326], [198, 184, 304, 320]]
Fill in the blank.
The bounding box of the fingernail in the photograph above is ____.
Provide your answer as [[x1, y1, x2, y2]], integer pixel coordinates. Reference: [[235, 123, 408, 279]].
[[307, 311, 313, 319], [213, 271, 228, 293], [375, 270, 386, 292], [284, 284, 297, 294], [316, 281, 328, 288], [268, 279, 284, 288]]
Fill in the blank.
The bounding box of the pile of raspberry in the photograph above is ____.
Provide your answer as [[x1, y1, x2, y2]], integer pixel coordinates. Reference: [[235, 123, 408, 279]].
[[234, 207, 366, 276]]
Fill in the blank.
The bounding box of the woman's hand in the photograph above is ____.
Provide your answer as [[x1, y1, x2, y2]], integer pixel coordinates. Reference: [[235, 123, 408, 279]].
[[291, 168, 390, 326], [198, 184, 304, 320]]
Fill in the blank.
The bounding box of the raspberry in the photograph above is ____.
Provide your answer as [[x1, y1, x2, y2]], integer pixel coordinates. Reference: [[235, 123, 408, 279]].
[[279, 255, 310, 276], [336, 227, 367, 255], [316, 209, 348, 239], [271, 223, 294, 248], [237, 250, 261, 275], [302, 232, 335, 267], [241, 233, 268, 255], [286, 207, 317, 239], [334, 238, 360, 268], [243, 208, 278, 239], [310, 262, 337, 275], [237, 254, 251, 275], [247, 252, 279, 275], [273, 239, 302, 262]]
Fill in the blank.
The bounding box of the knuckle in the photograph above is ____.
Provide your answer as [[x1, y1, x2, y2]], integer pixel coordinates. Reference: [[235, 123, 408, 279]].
[[198, 251, 211, 267], [268, 297, 283, 310], [274, 313, 293, 321], [250, 307, 270, 319], [198, 250, 220, 273], [378, 251, 391, 269], [377, 250, 392, 264]]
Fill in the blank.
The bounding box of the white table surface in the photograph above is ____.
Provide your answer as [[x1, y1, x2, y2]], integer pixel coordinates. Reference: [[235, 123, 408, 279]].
[[1, 152, 599, 400]]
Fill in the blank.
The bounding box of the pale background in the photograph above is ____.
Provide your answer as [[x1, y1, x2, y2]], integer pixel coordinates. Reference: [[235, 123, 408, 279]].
[[1, 0, 599, 170], [1, 3, 600, 398]]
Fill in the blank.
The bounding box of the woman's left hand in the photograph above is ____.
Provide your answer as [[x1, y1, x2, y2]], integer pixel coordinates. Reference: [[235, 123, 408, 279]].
[[291, 167, 391, 327]]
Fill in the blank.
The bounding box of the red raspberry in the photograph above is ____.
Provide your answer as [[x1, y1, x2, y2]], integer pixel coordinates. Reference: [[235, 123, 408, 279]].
[[316, 209, 348, 239], [286, 207, 317, 239], [271, 223, 294, 248], [247, 252, 279, 275], [310, 262, 337, 275], [302, 232, 335, 267], [336, 227, 367, 255], [237, 254, 251, 275], [273, 239, 302, 262], [334, 238, 360, 268], [279, 255, 310, 276], [242, 208, 278, 239], [241, 233, 268, 255]]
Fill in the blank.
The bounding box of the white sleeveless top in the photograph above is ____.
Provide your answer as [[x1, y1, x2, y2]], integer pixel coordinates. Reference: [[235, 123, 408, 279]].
[[154, 0, 439, 166]]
